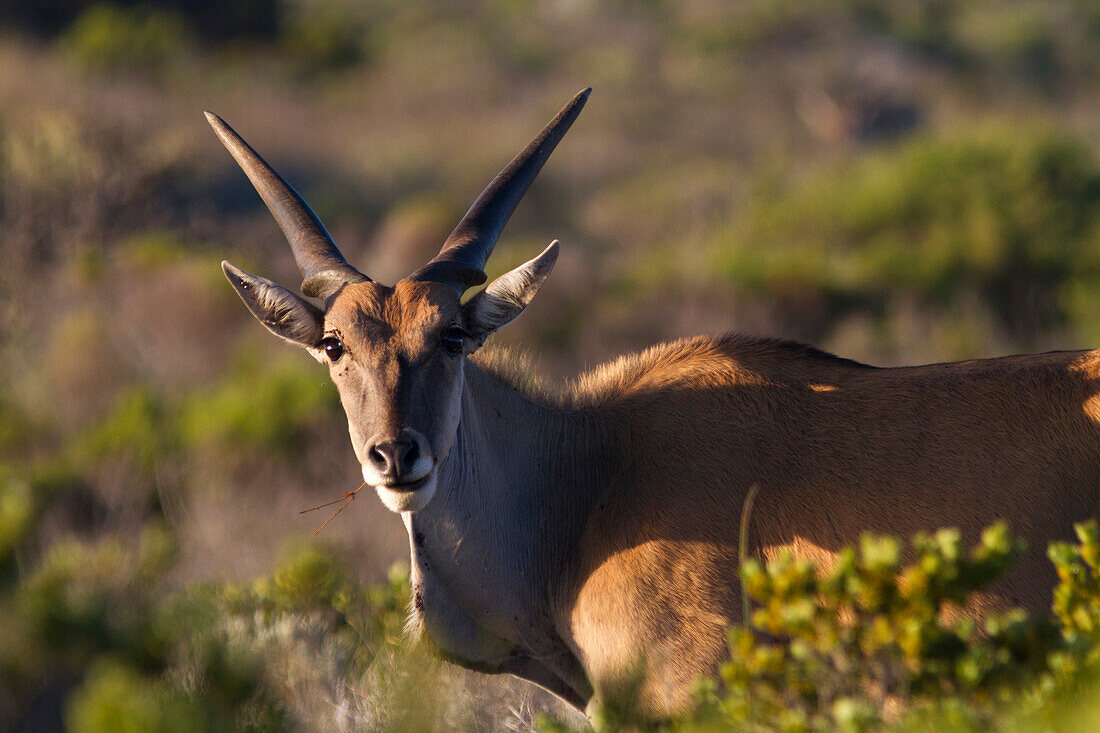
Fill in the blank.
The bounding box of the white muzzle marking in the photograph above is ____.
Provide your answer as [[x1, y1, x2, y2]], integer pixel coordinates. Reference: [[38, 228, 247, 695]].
[[365, 462, 438, 513]]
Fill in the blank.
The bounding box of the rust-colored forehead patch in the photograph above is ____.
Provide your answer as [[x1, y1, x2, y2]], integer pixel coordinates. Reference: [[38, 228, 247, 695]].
[[324, 279, 462, 355]]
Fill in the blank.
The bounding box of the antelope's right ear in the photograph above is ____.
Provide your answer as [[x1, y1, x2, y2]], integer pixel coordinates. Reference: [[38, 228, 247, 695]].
[[222, 261, 324, 348]]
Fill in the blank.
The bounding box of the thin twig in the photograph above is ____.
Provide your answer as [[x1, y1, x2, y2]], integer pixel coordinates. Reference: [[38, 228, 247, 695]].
[[300, 482, 367, 535], [739, 484, 761, 717], [739, 484, 760, 627], [300, 482, 367, 514]]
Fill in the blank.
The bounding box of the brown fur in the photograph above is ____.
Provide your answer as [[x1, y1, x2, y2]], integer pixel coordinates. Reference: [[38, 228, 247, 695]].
[[227, 261, 1100, 716], [472, 334, 1100, 713], [217, 91, 1081, 716]]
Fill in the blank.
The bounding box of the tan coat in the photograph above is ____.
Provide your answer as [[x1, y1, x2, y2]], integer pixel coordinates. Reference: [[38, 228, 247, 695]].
[[497, 335, 1100, 712]]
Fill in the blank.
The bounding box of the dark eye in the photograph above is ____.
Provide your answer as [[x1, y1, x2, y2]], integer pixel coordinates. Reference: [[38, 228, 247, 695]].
[[320, 336, 344, 362], [441, 326, 465, 356]]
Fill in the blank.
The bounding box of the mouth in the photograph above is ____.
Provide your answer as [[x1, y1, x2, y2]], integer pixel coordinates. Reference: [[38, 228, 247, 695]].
[[382, 474, 432, 492], [368, 468, 438, 513]]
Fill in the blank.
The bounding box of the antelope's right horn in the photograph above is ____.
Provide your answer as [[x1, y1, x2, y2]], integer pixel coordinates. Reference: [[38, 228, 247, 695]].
[[205, 112, 370, 299]]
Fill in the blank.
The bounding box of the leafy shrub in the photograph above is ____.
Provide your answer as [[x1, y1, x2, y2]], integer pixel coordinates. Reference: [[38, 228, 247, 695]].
[[0, 520, 416, 730], [65, 658, 206, 733], [61, 5, 192, 74], [0, 467, 32, 571], [555, 521, 1100, 732], [0, 522, 286, 731], [70, 385, 166, 475], [176, 353, 338, 455], [217, 543, 411, 684], [1050, 522, 1100, 654], [279, 0, 373, 71], [686, 524, 1050, 730], [711, 127, 1100, 348]]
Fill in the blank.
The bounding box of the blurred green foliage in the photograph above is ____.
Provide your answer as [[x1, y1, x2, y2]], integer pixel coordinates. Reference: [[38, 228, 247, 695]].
[[691, 0, 1100, 84], [66, 658, 207, 733], [62, 5, 191, 74], [712, 128, 1100, 347], [278, 0, 374, 71], [177, 353, 338, 454], [1, 523, 285, 731], [0, 468, 32, 571], [0, 393, 35, 458], [71, 386, 165, 474], [0, 508, 412, 730]]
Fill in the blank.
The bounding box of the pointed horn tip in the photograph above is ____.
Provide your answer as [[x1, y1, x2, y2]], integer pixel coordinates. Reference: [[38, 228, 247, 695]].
[[204, 111, 242, 150], [564, 89, 591, 116]]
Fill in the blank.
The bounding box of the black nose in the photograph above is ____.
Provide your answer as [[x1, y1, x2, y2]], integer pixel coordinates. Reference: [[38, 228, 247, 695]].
[[367, 433, 423, 481]]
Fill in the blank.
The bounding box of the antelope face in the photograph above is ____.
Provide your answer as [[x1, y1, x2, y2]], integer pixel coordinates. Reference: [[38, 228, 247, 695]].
[[321, 280, 466, 512], [211, 90, 586, 514]]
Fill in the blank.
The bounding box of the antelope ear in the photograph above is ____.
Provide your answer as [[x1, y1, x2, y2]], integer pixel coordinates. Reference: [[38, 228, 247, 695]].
[[463, 241, 558, 348], [222, 261, 324, 348]]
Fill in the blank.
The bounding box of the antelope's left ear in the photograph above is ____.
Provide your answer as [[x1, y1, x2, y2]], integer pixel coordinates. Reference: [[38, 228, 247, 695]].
[[463, 241, 559, 349]]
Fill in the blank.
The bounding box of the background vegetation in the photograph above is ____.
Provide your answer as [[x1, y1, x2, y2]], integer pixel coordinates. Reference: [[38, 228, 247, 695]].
[[4, 0, 1100, 729]]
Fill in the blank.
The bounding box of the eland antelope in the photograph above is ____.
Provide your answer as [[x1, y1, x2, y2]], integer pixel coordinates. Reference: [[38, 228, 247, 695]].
[[209, 89, 1100, 715]]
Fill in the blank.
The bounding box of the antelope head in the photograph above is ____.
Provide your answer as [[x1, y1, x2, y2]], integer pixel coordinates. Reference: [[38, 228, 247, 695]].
[[211, 90, 588, 513]]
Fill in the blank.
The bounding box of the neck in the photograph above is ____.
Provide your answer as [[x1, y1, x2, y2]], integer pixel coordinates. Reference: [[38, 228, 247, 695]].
[[406, 359, 610, 655], [435, 361, 607, 580], [402, 358, 611, 704], [398, 358, 607, 706]]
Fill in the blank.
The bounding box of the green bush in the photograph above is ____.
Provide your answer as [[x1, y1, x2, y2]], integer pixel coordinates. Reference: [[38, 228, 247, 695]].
[[176, 353, 338, 454], [279, 0, 373, 71], [689, 524, 1050, 730], [711, 127, 1100, 347], [71, 385, 166, 475], [0, 467, 32, 571], [221, 543, 411, 681], [65, 657, 206, 733], [1, 526, 286, 731], [560, 521, 1100, 732], [0, 523, 417, 730], [61, 5, 192, 74]]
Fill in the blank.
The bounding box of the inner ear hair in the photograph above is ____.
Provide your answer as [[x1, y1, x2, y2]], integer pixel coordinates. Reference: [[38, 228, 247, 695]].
[[222, 261, 324, 348], [465, 241, 559, 340], [257, 285, 324, 345]]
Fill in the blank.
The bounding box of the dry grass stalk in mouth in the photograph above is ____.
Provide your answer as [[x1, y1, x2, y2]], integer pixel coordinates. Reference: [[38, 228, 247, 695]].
[[301, 481, 367, 535]]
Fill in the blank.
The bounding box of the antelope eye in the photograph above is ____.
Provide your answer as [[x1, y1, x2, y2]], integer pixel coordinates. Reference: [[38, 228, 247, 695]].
[[441, 326, 465, 356], [320, 336, 344, 362]]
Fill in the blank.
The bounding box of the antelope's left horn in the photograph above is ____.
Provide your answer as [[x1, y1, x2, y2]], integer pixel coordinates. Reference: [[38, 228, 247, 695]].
[[409, 88, 590, 294]]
